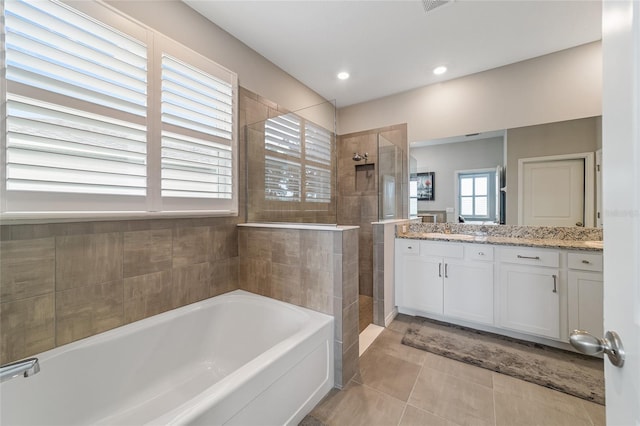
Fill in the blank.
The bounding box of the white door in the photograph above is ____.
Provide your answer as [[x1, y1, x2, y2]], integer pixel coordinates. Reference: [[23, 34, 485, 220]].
[[521, 159, 585, 226], [601, 0, 639, 424]]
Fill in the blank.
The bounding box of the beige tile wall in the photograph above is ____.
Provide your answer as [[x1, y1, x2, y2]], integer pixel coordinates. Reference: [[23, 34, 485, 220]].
[[0, 219, 240, 364], [337, 124, 408, 300], [238, 226, 359, 388]]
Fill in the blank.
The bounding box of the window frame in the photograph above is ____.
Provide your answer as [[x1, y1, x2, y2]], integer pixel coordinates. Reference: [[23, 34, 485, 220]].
[[0, 0, 238, 223], [456, 168, 497, 222], [263, 112, 333, 207]]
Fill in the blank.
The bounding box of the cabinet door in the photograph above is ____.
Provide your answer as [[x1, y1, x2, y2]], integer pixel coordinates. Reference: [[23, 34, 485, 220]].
[[499, 264, 560, 339], [568, 270, 603, 338], [444, 260, 494, 325], [402, 255, 443, 315]]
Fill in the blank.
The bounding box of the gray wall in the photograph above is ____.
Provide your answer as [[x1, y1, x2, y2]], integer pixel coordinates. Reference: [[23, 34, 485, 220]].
[[505, 117, 600, 224], [411, 137, 504, 214]]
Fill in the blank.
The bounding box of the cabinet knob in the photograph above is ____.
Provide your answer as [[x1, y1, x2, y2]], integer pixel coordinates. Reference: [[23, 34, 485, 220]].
[[582, 260, 591, 264], [478, 252, 485, 256], [408, 246, 412, 249]]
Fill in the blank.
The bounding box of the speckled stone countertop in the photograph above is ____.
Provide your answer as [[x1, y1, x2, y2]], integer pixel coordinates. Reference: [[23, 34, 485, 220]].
[[396, 223, 603, 252]]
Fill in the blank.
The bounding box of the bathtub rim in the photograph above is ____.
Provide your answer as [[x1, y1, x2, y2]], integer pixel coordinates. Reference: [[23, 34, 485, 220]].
[[13, 290, 329, 366], [1, 290, 334, 425]]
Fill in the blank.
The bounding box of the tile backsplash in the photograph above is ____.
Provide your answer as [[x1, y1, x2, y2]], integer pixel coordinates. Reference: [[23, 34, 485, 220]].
[[0, 219, 239, 364]]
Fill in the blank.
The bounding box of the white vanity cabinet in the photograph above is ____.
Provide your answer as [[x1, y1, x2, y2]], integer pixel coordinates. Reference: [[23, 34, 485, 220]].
[[443, 247, 494, 325], [498, 247, 561, 339], [395, 237, 602, 345], [568, 252, 603, 338], [395, 240, 494, 324], [395, 239, 444, 314]]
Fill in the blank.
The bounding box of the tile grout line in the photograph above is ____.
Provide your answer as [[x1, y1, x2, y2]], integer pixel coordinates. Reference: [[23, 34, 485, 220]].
[[396, 355, 426, 426], [492, 372, 498, 426]]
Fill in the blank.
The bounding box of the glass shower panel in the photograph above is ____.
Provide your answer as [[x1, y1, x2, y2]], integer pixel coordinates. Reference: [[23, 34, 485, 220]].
[[245, 100, 337, 223], [378, 134, 405, 220]]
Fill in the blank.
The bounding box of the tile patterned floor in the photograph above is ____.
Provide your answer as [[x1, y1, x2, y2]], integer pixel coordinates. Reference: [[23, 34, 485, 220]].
[[306, 315, 606, 426]]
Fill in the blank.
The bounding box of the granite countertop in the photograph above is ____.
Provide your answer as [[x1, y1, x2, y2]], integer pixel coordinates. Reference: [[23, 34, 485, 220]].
[[397, 232, 603, 251], [396, 224, 603, 252]]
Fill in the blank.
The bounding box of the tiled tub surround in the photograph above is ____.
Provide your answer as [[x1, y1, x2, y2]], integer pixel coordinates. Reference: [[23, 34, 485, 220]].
[[398, 223, 603, 251], [237, 223, 359, 388], [1, 291, 334, 425], [0, 86, 335, 366], [0, 218, 239, 365]]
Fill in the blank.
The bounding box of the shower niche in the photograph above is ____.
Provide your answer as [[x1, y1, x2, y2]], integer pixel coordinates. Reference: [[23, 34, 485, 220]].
[[355, 163, 376, 192]]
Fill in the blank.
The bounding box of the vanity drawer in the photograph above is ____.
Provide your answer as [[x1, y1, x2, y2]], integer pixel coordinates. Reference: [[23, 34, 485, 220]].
[[421, 241, 464, 259], [568, 252, 603, 272], [499, 247, 559, 267], [399, 239, 420, 255], [466, 245, 494, 261]]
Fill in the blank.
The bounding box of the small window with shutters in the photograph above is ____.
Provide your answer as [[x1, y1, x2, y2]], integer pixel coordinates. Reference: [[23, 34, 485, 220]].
[[1, 0, 238, 219], [458, 170, 496, 221], [263, 113, 332, 204]]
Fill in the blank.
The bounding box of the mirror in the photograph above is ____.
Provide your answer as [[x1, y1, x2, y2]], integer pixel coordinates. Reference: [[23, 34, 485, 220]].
[[410, 116, 602, 227]]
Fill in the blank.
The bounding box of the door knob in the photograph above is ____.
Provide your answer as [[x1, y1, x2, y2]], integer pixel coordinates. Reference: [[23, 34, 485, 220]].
[[569, 330, 625, 367]]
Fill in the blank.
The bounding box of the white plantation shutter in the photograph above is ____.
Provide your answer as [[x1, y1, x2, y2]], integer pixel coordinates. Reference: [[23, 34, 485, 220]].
[[1, 0, 239, 217], [2, 0, 148, 212], [265, 114, 301, 158], [6, 95, 147, 195], [304, 122, 332, 203], [304, 122, 332, 165], [265, 156, 301, 201], [304, 165, 331, 202], [265, 114, 302, 201], [4, 0, 147, 115], [263, 114, 333, 203], [160, 55, 234, 201]]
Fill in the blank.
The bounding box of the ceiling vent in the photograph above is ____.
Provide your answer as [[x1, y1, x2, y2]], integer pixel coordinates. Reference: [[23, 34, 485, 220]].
[[421, 0, 453, 14]]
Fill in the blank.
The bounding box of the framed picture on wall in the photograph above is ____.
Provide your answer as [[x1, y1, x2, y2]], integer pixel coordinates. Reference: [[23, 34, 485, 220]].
[[417, 172, 435, 200]]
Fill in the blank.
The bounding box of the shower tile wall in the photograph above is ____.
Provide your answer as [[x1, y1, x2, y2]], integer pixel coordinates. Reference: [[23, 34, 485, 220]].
[[237, 226, 359, 388], [338, 132, 378, 297], [0, 219, 240, 364], [337, 124, 408, 299]]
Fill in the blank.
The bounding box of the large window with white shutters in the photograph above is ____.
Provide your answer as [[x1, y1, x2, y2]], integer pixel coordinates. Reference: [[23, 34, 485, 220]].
[[1, 0, 238, 219], [264, 113, 332, 204]]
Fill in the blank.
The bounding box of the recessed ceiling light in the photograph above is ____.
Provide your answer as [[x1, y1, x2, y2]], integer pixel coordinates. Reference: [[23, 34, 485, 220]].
[[433, 66, 447, 75], [337, 71, 350, 80]]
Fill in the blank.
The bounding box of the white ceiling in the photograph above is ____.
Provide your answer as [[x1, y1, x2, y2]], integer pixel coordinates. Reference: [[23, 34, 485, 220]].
[[183, 0, 602, 108]]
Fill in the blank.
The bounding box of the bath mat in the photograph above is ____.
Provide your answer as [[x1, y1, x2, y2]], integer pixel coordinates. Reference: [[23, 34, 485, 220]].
[[401, 316, 605, 405]]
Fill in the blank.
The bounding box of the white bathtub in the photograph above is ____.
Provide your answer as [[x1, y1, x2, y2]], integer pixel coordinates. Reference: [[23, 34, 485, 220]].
[[0, 290, 334, 425]]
